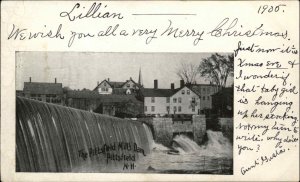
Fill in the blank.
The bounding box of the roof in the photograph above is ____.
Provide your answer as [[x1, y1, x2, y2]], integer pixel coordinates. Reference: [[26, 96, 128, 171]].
[[109, 81, 125, 88], [189, 84, 218, 96], [23, 82, 63, 95], [93, 78, 141, 91], [66, 90, 100, 98], [140, 88, 178, 97], [112, 88, 138, 95], [66, 90, 141, 103], [173, 86, 202, 97]]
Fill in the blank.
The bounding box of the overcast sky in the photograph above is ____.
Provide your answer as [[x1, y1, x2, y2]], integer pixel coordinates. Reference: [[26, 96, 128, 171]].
[[16, 52, 233, 90]]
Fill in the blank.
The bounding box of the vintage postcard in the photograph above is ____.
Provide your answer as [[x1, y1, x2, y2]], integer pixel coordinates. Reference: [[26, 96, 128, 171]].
[[1, 1, 299, 181]]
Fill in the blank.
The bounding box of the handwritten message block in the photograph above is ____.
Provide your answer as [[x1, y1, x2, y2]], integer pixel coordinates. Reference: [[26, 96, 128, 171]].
[[1, 1, 299, 181], [234, 40, 298, 175]]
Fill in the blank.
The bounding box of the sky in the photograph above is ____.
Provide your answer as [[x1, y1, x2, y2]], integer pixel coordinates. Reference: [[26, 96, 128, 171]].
[[16, 52, 233, 90]]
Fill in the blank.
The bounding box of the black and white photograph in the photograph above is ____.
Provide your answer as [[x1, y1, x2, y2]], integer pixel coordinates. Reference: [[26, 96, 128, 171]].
[[16, 52, 234, 174]]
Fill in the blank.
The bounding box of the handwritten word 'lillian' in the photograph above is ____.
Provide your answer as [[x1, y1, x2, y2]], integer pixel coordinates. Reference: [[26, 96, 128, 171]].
[[60, 2, 123, 22]]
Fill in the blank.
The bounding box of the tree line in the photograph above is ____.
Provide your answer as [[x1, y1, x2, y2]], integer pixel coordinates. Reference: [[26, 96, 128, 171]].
[[176, 53, 234, 89]]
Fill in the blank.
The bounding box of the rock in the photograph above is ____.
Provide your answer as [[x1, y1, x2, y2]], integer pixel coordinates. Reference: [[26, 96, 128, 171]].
[[147, 166, 155, 171]]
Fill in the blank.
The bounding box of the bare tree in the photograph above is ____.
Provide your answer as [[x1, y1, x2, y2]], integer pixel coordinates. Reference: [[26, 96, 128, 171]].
[[199, 53, 234, 89], [176, 62, 200, 85]]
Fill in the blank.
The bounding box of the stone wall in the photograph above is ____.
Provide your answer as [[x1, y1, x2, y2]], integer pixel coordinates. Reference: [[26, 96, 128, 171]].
[[219, 117, 233, 142], [192, 115, 207, 145], [152, 118, 174, 147], [138, 115, 206, 147]]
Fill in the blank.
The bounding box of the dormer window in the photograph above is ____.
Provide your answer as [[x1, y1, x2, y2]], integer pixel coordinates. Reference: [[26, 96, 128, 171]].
[[182, 90, 185, 94]]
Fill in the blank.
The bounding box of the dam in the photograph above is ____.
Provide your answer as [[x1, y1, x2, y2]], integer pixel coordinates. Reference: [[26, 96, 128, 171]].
[[16, 97, 152, 172], [16, 97, 232, 173]]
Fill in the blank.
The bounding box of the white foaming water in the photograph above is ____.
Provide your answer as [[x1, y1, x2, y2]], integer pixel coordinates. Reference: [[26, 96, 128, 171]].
[[173, 135, 201, 153], [203, 130, 233, 157], [143, 124, 170, 151], [137, 127, 233, 173], [173, 130, 232, 158]]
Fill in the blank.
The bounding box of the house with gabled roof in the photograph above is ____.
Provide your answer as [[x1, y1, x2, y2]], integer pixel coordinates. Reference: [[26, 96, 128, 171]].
[[189, 83, 219, 111], [20, 77, 64, 105], [93, 77, 142, 95], [139, 79, 201, 116]]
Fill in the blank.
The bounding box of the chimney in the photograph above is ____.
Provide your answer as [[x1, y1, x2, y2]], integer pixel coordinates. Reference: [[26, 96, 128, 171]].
[[180, 80, 184, 88], [171, 83, 175, 90], [107, 78, 110, 82], [154, 79, 158, 89], [55, 78, 57, 84], [29, 77, 31, 83]]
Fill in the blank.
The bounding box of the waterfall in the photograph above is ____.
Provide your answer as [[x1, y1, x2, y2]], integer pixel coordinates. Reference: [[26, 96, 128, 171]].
[[172, 130, 232, 158], [16, 97, 153, 172], [142, 124, 169, 151], [202, 130, 233, 157], [173, 135, 201, 153]]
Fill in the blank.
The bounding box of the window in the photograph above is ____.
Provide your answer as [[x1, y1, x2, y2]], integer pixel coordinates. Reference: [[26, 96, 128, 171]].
[[192, 97, 196, 103], [182, 90, 185, 94], [166, 106, 170, 112], [166, 97, 170, 103], [151, 97, 155, 103], [207, 88, 210, 92], [127, 83, 130, 88], [203, 88, 206, 92], [203, 96, 205, 100], [178, 106, 182, 112], [178, 97, 182, 103], [101, 88, 106, 91], [173, 106, 177, 112], [192, 105, 195, 112], [144, 106, 147, 112], [105, 88, 109, 91], [207, 96, 210, 100], [151, 106, 155, 112], [187, 90, 190, 95], [173, 98, 177, 103], [104, 82, 107, 86]]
